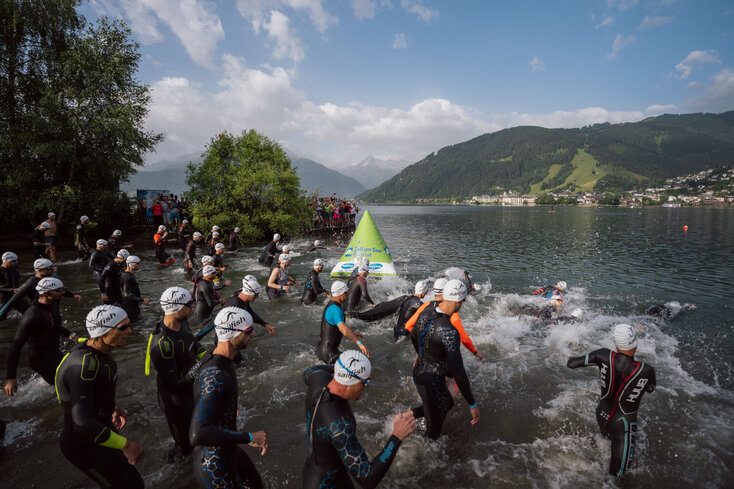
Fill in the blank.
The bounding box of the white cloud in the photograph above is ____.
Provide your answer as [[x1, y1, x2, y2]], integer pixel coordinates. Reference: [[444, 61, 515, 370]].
[[91, 0, 165, 43], [675, 50, 721, 79], [393, 33, 408, 49], [529, 56, 545, 73], [645, 104, 677, 113], [237, 0, 337, 33], [607, 0, 638, 11], [401, 0, 439, 24], [607, 34, 636, 60], [639, 15, 673, 30], [686, 68, 734, 112], [687, 81, 704, 90], [352, 0, 377, 20], [597, 16, 615, 28], [264, 10, 306, 62]]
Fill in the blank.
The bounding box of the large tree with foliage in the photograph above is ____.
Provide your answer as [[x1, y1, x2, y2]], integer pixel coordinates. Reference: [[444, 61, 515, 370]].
[[186, 130, 310, 242], [0, 0, 162, 230]]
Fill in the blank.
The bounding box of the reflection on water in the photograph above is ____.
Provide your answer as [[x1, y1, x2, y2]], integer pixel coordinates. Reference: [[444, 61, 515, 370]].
[[1, 206, 733, 488]]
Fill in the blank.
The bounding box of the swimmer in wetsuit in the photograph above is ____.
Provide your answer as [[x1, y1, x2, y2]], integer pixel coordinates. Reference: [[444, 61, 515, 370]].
[[4, 277, 79, 395], [193, 265, 225, 326], [0, 252, 22, 313], [147, 287, 207, 458], [408, 280, 480, 439], [302, 350, 416, 489], [267, 253, 297, 300], [207, 231, 220, 256], [178, 219, 191, 251], [306, 239, 332, 253], [532, 280, 567, 298], [346, 261, 375, 311], [107, 229, 133, 256], [189, 307, 269, 489], [185, 232, 203, 272], [75, 215, 91, 260], [153, 225, 176, 266], [227, 227, 240, 251], [260, 233, 280, 267], [317, 281, 370, 364], [121, 255, 148, 322], [55, 305, 145, 489], [32, 221, 50, 258], [350, 280, 430, 342], [223, 275, 275, 336], [301, 259, 330, 305], [537, 295, 563, 324], [212, 243, 232, 289], [645, 301, 696, 321], [99, 250, 128, 305], [567, 323, 656, 477], [89, 240, 115, 280]]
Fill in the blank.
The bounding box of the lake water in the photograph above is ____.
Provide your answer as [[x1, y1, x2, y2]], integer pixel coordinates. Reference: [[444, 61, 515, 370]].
[[1, 205, 733, 488]]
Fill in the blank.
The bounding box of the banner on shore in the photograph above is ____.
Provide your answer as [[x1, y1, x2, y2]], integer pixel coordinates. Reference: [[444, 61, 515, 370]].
[[331, 210, 396, 277]]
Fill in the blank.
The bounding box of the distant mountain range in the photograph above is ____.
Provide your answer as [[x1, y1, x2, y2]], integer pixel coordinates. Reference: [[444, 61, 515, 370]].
[[342, 155, 412, 190], [359, 111, 734, 202]]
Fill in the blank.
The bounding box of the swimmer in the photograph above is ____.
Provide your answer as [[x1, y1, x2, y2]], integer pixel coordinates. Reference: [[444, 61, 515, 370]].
[[189, 307, 268, 489], [269, 243, 292, 271], [567, 323, 656, 477], [302, 350, 416, 488], [408, 279, 480, 439], [346, 260, 375, 311], [351, 280, 430, 342], [301, 259, 330, 305], [645, 301, 697, 321], [316, 281, 369, 364], [99, 249, 128, 305], [212, 243, 231, 289], [107, 229, 133, 256], [207, 231, 220, 256], [153, 225, 176, 267], [259, 233, 280, 267], [178, 219, 191, 251], [204, 225, 219, 250], [191, 255, 215, 299], [0, 252, 21, 313], [532, 280, 567, 298], [223, 276, 275, 335], [227, 227, 240, 251], [89, 239, 114, 279], [4, 278, 79, 394], [193, 265, 224, 326], [537, 295, 564, 324], [74, 215, 91, 261], [306, 239, 332, 253], [147, 287, 206, 458], [44, 212, 57, 261], [120, 256, 148, 322], [32, 221, 50, 259], [184, 231, 203, 272], [55, 305, 145, 488], [266, 253, 297, 300], [405, 278, 483, 360]]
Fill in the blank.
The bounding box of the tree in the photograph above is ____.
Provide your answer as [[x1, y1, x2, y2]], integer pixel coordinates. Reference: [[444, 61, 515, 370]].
[[185, 130, 310, 242], [0, 1, 161, 230]]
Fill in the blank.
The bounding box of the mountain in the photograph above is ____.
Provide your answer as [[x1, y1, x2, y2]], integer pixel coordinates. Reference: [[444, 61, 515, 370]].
[[122, 151, 365, 198], [343, 155, 412, 190], [359, 111, 734, 202]]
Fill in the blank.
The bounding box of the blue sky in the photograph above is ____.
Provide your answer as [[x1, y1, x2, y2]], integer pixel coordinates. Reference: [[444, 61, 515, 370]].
[[84, 1, 734, 168]]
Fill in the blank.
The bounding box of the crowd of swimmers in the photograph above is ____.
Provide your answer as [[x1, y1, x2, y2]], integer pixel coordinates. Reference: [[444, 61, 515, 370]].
[[0, 212, 689, 488]]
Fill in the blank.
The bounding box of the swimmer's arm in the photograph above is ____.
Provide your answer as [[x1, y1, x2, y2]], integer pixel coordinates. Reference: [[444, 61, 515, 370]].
[[266, 268, 281, 289], [444, 329, 476, 406], [67, 363, 125, 448], [203, 286, 219, 307], [246, 305, 267, 327], [5, 314, 35, 379], [189, 368, 252, 447], [330, 418, 402, 489], [566, 348, 607, 368], [450, 313, 478, 355], [358, 277, 375, 305]]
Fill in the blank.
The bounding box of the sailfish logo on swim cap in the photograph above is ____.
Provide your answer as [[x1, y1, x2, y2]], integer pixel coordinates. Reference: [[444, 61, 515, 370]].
[[85, 305, 128, 338]]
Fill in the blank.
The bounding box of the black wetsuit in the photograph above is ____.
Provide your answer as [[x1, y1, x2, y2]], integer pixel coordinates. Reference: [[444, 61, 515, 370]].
[[75, 223, 90, 260], [645, 303, 691, 321], [306, 245, 327, 253], [107, 236, 122, 255], [194, 280, 221, 326], [56, 343, 144, 489], [227, 233, 239, 251], [223, 294, 269, 330], [190, 353, 263, 489], [349, 295, 420, 341], [120, 271, 144, 321], [301, 270, 326, 305], [6, 299, 72, 385], [302, 365, 402, 489], [346, 275, 374, 311], [0, 274, 76, 321], [537, 304, 559, 323], [207, 238, 218, 257], [0, 265, 23, 313], [32, 228, 47, 258], [262, 241, 278, 267], [185, 239, 199, 269], [99, 260, 123, 305], [410, 305, 476, 439], [178, 227, 191, 251], [149, 320, 206, 455], [89, 249, 113, 279], [567, 348, 656, 477], [532, 285, 563, 298], [317, 301, 345, 364], [154, 233, 174, 264]]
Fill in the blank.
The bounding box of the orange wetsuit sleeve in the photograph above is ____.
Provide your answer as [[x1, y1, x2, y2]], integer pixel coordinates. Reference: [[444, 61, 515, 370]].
[[451, 313, 477, 354], [404, 301, 430, 333]]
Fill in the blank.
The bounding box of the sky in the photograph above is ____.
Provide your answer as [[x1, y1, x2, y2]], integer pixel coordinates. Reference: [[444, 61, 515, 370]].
[[83, 0, 734, 169]]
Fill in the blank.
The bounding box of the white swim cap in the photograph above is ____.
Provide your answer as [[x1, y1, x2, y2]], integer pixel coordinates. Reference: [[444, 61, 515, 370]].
[[358, 257, 370, 273], [334, 350, 371, 386], [48, 212, 55, 217], [33, 258, 53, 270], [40, 222, 51, 229], [278, 253, 291, 263], [126, 255, 141, 266], [117, 249, 130, 260], [182, 219, 189, 225], [571, 308, 583, 319], [313, 258, 325, 268], [202, 265, 217, 276], [157, 225, 166, 232], [214, 307, 254, 341], [234, 227, 240, 233], [212, 225, 220, 231], [80, 215, 89, 222], [215, 243, 225, 251], [201, 255, 214, 265], [36, 277, 64, 293], [2, 251, 18, 262], [612, 323, 638, 350], [414, 280, 429, 295], [273, 233, 281, 240], [112, 229, 122, 237], [193, 232, 202, 239], [331, 281, 348, 296], [242, 275, 262, 295], [433, 278, 448, 294], [550, 295, 563, 303], [443, 279, 467, 302], [282, 244, 292, 252], [314, 240, 321, 246], [160, 287, 192, 314], [556, 281, 568, 291], [86, 305, 128, 338], [212, 232, 220, 238], [96, 239, 108, 247]]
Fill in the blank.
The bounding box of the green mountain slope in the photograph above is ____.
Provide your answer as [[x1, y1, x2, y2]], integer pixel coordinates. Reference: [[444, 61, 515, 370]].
[[360, 111, 734, 202]]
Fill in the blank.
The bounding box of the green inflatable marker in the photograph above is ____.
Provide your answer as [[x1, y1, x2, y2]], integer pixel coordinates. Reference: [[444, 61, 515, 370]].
[[330, 210, 396, 277]]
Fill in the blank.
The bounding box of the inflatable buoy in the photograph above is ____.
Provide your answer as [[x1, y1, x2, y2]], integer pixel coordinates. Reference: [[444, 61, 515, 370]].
[[683, 225, 688, 231]]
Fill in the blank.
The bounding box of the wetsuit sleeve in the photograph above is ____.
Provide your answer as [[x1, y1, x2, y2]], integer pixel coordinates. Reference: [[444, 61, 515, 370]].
[[532, 286, 551, 296], [203, 284, 220, 307], [189, 367, 251, 447], [313, 273, 325, 295], [99, 267, 109, 294], [443, 327, 476, 406], [0, 278, 34, 320], [325, 304, 345, 326], [5, 312, 35, 379], [404, 302, 429, 333], [121, 275, 141, 302], [566, 348, 608, 369], [327, 418, 402, 489], [244, 303, 267, 327], [358, 276, 374, 305], [450, 314, 477, 355], [150, 337, 193, 390]]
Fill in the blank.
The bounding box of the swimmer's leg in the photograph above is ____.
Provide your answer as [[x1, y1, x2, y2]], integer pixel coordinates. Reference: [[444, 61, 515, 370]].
[[608, 417, 636, 477]]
